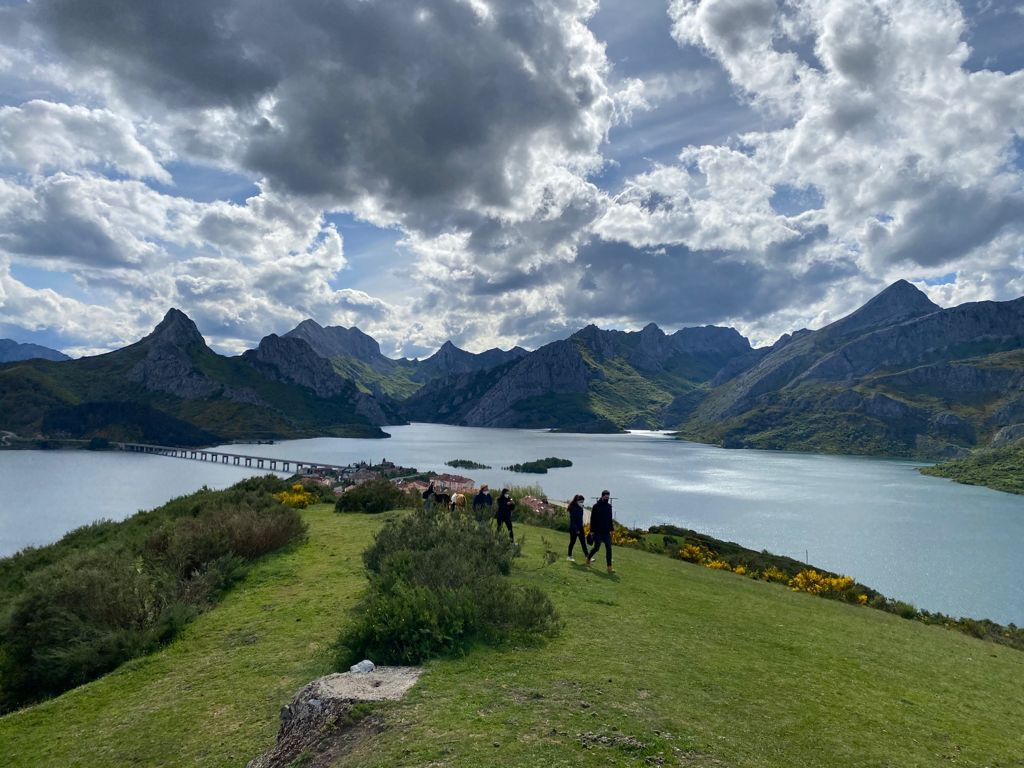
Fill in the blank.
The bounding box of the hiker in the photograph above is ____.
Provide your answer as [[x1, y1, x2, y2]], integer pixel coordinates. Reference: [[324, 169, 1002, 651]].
[[496, 488, 515, 541], [567, 493, 589, 562], [473, 484, 493, 522], [423, 481, 436, 511], [587, 489, 614, 573]]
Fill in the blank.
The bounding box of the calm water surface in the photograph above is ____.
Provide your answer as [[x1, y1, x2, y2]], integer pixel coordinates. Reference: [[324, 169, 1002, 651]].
[[1, 424, 1022, 625]]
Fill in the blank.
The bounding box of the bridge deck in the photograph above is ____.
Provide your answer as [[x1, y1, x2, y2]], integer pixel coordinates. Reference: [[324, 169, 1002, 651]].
[[114, 442, 357, 474]]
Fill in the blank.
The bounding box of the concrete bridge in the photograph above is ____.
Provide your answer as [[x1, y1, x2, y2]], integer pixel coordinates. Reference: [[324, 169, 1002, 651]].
[[114, 442, 356, 475]]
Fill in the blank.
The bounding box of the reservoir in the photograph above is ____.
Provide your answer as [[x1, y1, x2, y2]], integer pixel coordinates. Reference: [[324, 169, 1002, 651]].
[[1, 423, 1021, 625]]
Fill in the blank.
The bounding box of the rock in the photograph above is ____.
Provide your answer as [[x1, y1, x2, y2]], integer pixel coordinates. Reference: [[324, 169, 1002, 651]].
[[284, 319, 385, 364], [243, 335, 350, 399], [350, 659, 375, 673], [991, 424, 1024, 447], [247, 667, 421, 768]]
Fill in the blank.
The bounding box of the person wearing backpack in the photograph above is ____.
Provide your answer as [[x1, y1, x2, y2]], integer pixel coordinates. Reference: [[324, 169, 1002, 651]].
[[566, 493, 589, 562], [587, 489, 614, 573], [496, 488, 515, 541]]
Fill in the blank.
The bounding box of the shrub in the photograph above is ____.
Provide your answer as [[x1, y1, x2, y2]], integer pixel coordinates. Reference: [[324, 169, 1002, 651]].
[[759, 565, 790, 583], [335, 510, 560, 668], [0, 477, 307, 712], [273, 483, 318, 508], [678, 543, 713, 564], [335, 479, 412, 513], [788, 570, 859, 601]]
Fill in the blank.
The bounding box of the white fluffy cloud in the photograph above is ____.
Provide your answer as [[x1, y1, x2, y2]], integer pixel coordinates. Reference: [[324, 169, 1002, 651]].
[[0, 0, 1022, 356], [575, 0, 1024, 340]]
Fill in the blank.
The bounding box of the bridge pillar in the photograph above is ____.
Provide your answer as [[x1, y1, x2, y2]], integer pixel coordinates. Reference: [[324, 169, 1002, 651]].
[[257, 459, 264, 468], [234, 456, 239, 465], [283, 462, 290, 472], [245, 457, 251, 467], [270, 460, 277, 470]]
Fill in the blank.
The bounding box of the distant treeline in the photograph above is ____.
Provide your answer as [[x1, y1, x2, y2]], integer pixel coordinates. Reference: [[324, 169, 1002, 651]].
[[0, 475, 314, 713], [446, 459, 491, 470], [503, 457, 573, 474]]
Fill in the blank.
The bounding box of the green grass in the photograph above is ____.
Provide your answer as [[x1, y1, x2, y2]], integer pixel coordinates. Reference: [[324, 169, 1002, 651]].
[[3, 510, 1024, 767], [0, 505, 377, 767]]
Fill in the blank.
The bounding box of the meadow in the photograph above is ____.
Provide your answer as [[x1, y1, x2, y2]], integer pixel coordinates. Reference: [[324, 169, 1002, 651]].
[[1, 504, 1022, 767]]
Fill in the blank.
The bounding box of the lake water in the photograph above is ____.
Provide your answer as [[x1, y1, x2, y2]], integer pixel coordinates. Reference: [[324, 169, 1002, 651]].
[[1, 424, 1022, 625]]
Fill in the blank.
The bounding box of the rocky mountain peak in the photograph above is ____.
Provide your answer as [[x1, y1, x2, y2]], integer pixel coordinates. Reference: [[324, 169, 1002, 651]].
[[145, 308, 208, 349], [827, 280, 941, 339], [283, 320, 382, 362]]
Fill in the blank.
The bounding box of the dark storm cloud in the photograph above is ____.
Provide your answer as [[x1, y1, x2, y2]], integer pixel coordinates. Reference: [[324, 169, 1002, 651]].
[[22, 0, 611, 231], [29, 0, 278, 108], [868, 185, 1024, 268], [566, 230, 852, 329]]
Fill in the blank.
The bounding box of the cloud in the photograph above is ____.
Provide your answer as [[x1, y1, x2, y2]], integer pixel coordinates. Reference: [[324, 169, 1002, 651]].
[[1, 0, 1023, 359], [0, 101, 170, 181], [17, 0, 634, 235]]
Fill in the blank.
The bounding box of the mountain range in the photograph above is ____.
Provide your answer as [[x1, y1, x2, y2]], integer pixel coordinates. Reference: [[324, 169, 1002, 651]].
[[2, 280, 1023, 460], [0, 339, 69, 363]]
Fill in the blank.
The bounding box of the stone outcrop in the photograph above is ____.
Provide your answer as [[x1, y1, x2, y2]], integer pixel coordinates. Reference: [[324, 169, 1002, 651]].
[[413, 339, 528, 381], [461, 340, 592, 426], [243, 334, 349, 399], [247, 667, 421, 768], [284, 319, 385, 366], [126, 309, 221, 400]]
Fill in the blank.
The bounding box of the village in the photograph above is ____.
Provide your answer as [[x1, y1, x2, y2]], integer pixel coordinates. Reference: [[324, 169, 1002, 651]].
[[298, 458, 561, 519]]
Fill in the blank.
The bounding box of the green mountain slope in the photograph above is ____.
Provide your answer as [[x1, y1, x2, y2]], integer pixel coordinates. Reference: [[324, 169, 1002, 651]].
[[2, 508, 1022, 767], [679, 283, 1024, 459], [0, 310, 387, 444]]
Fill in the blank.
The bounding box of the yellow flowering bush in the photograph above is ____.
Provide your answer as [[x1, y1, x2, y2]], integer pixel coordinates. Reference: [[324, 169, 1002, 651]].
[[857, 594, 869, 605], [706, 559, 731, 570], [677, 543, 714, 564], [788, 569, 856, 597], [760, 565, 789, 583], [273, 483, 318, 509], [611, 527, 639, 546], [733, 564, 747, 576]]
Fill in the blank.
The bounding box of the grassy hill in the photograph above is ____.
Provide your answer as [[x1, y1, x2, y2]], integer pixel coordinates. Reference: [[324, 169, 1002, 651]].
[[2, 506, 1022, 767]]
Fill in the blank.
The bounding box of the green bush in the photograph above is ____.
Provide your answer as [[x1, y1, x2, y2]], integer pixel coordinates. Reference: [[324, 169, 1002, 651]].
[[335, 479, 412, 513], [0, 477, 307, 713], [334, 510, 560, 667]]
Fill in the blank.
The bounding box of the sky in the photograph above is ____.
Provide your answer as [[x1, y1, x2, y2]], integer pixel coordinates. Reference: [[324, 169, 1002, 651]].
[[0, 0, 1021, 358]]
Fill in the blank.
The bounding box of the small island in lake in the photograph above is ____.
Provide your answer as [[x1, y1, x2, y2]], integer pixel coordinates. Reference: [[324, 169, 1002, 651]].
[[445, 459, 491, 470], [503, 456, 573, 474]]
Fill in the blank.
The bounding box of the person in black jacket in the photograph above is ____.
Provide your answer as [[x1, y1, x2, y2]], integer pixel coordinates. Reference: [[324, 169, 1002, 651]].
[[587, 489, 614, 572], [567, 493, 589, 562], [473, 484, 493, 522], [496, 488, 515, 541]]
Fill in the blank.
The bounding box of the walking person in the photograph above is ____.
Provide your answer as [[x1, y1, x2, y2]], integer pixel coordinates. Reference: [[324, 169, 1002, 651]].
[[567, 493, 589, 562], [473, 484, 493, 522], [496, 488, 515, 542], [587, 489, 614, 573]]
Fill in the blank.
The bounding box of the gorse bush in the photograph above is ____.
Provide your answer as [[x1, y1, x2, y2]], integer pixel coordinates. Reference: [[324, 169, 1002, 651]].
[[273, 483, 319, 508], [335, 510, 560, 667], [0, 476, 307, 712], [335, 479, 413, 513]]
